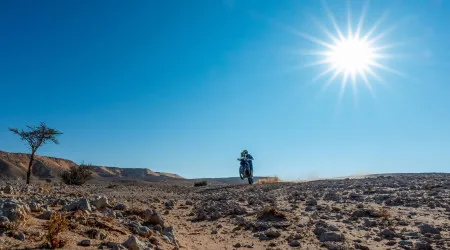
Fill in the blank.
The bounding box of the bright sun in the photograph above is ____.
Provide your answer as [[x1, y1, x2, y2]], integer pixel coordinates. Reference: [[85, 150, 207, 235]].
[[328, 38, 374, 74], [299, 1, 403, 102]]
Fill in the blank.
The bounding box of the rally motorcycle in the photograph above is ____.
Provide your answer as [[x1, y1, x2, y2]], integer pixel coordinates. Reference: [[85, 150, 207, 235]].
[[238, 157, 254, 184]]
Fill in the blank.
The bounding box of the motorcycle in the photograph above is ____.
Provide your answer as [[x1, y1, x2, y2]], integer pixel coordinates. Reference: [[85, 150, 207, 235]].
[[238, 157, 254, 184]]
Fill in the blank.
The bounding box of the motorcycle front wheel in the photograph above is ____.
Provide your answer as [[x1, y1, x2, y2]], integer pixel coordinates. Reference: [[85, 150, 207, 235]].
[[239, 167, 244, 179]]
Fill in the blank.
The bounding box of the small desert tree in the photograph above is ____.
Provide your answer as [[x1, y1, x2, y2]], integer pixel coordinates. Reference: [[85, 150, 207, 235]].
[[9, 122, 62, 184]]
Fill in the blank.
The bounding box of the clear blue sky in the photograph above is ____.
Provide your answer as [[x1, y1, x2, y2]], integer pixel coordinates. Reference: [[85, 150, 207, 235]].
[[1, 0, 449, 180]]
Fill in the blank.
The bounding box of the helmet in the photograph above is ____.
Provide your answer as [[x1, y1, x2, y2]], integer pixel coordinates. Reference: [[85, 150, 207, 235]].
[[242, 150, 248, 155]]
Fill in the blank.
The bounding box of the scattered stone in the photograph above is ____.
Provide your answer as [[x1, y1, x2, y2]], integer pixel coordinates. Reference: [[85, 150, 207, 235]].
[[37, 210, 55, 220], [386, 241, 397, 246], [163, 226, 177, 245], [320, 232, 345, 242], [399, 240, 413, 246], [93, 196, 110, 209], [321, 242, 346, 250], [103, 208, 116, 218], [80, 239, 91, 246], [114, 203, 127, 210], [122, 235, 147, 250], [149, 237, 159, 245], [380, 228, 396, 239], [0, 198, 30, 221], [61, 198, 92, 212], [0, 216, 9, 227], [268, 242, 277, 247], [363, 218, 377, 228], [265, 229, 281, 238], [15, 233, 25, 241], [145, 211, 165, 227], [306, 198, 317, 206], [289, 240, 301, 247], [414, 241, 432, 250], [418, 223, 440, 235], [29, 201, 43, 212], [102, 242, 127, 250], [3, 184, 14, 194], [140, 209, 154, 220], [352, 209, 378, 218], [354, 242, 370, 250], [165, 200, 175, 209]]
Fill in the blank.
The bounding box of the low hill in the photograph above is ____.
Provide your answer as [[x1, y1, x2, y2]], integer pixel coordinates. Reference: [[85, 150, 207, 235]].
[[0, 150, 183, 181]]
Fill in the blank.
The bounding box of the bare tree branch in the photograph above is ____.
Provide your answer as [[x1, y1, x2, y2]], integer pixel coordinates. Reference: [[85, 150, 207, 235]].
[[8, 122, 62, 184]]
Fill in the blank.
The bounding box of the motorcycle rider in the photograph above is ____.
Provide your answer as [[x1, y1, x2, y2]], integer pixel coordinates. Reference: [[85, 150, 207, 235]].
[[239, 149, 254, 173]]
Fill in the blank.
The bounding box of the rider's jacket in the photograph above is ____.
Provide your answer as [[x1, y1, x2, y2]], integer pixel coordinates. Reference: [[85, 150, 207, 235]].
[[245, 154, 254, 168]]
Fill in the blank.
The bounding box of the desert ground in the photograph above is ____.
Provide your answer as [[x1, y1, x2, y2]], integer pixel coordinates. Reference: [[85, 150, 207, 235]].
[[0, 173, 449, 250]]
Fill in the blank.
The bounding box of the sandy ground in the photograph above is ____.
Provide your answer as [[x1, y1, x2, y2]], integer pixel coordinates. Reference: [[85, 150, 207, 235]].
[[0, 173, 449, 250]]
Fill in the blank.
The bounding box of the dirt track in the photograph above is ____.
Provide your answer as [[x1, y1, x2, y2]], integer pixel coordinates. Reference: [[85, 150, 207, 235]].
[[1, 173, 449, 249]]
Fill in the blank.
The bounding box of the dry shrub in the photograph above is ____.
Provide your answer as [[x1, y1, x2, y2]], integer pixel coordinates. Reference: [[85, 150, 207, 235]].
[[4, 221, 23, 232], [3, 214, 27, 234], [256, 176, 281, 184], [257, 206, 286, 221], [194, 181, 207, 187], [61, 164, 93, 185], [106, 184, 119, 189], [45, 212, 68, 249]]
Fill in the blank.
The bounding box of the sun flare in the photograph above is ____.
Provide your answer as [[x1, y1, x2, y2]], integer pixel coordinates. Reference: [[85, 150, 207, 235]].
[[299, 1, 403, 102], [328, 37, 374, 74]]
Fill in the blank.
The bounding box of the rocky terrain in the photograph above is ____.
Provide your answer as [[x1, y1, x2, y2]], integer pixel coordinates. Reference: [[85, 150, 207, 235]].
[[0, 173, 449, 250], [0, 151, 183, 181]]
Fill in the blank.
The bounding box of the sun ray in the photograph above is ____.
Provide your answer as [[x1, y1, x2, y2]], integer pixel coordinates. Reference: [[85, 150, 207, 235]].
[[298, 33, 336, 50], [358, 69, 373, 92], [361, 10, 390, 42], [371, 43, 403, 52], [364, 67, 385, 85], [307, 14, 341, 44], [368, 61, 404, 77], [355, 0, 369, 39], [371, 53, 396, 59], [292, 49, 331, 56], [351, 78, 359, 108], [321, 0, 345, 41], [359, 69, 378, 101], [350, 70, 357, 85], [321, 68, 342, 92], [313, 66, 336, 82], [367, 24, 398, 46], [302, 59, 333, 68], [347, 0, 352, 38], [337, 71, 349, 106], [368, 15, 414, 45]]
